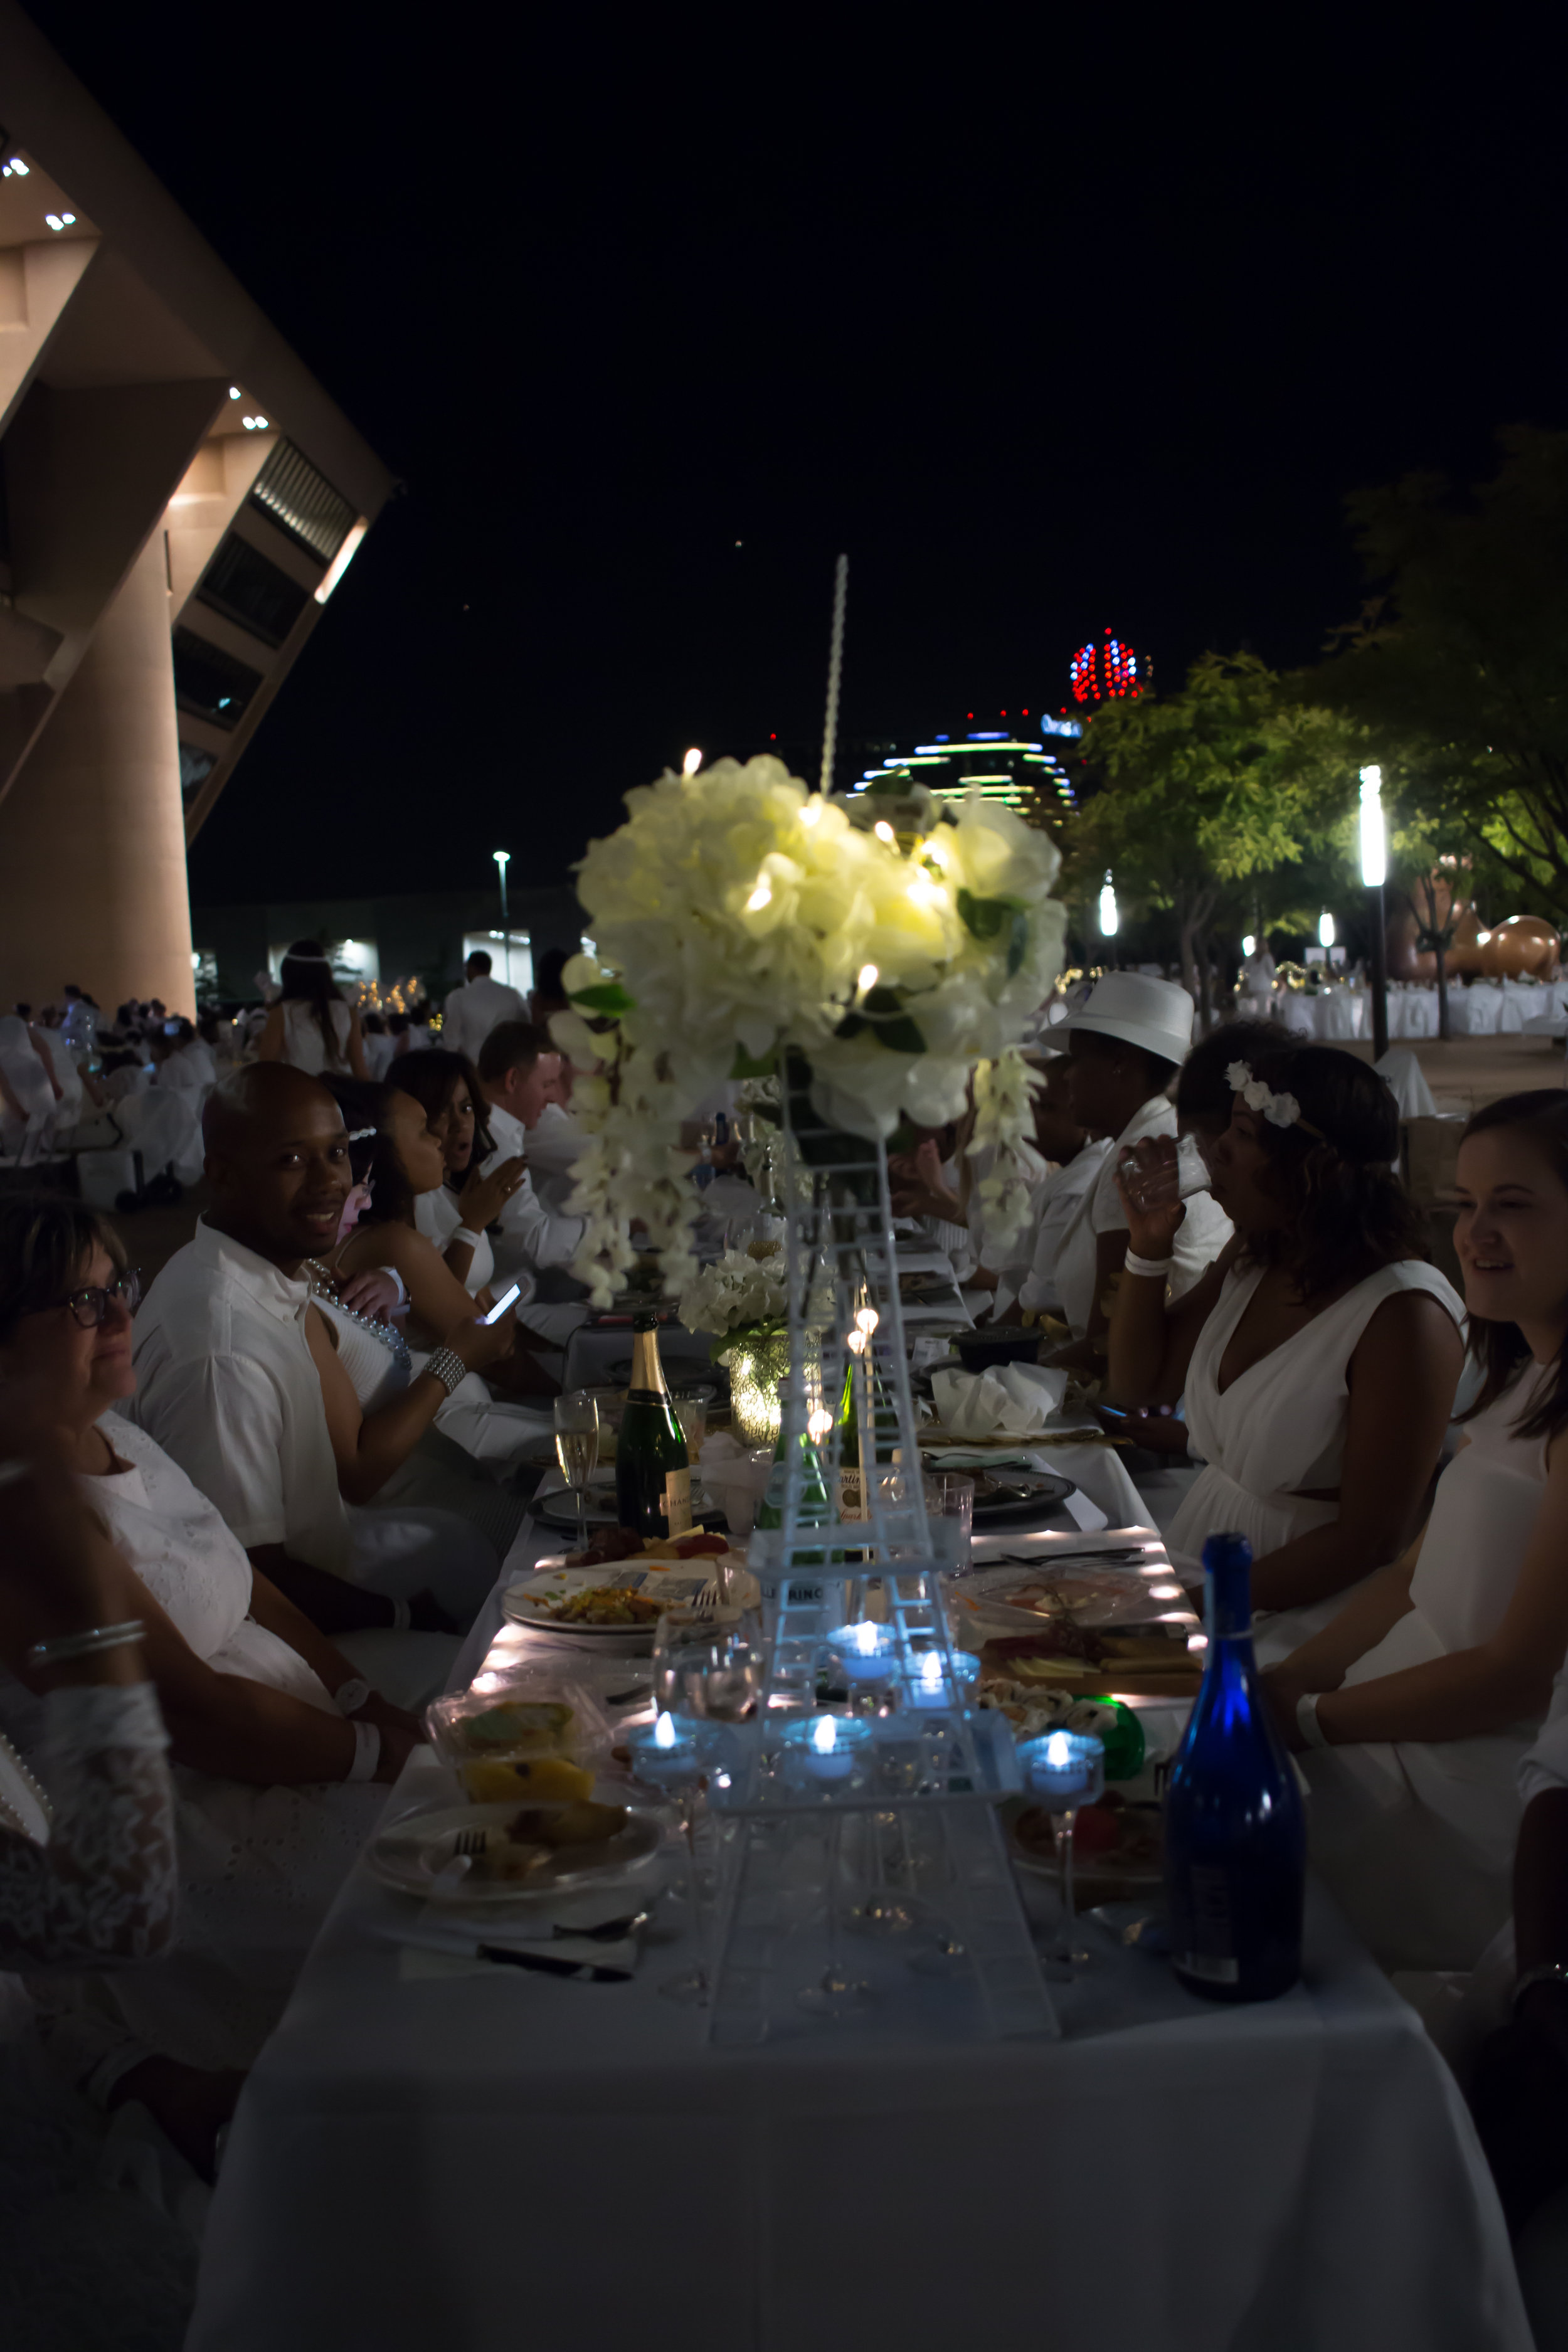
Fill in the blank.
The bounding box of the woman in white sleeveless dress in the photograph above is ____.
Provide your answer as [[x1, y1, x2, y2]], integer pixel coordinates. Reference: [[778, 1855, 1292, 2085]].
[[255, 940, 368, 1081], [393, 1048, 526, 1300], [0, 1202, 426, 2070], [1110, 1040, 1465, 1650], [1264, 1089, 1568, 1971]]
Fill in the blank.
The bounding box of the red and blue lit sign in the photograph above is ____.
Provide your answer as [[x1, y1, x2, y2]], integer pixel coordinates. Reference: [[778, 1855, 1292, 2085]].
[[1071, 628, 1141, 705]]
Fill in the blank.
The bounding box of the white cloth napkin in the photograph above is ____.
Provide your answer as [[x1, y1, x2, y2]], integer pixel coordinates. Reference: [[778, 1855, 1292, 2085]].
[[930, 1360, 1069, 1440]]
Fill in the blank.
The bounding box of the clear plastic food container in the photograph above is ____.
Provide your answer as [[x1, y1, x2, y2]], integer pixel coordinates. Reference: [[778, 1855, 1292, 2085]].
[[425, 1674, 615, 1804]]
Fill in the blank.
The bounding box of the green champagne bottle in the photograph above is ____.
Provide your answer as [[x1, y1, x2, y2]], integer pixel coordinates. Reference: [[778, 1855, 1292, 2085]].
[[756, 1378, 834, 1560], [615, 1316, 692, 1539]]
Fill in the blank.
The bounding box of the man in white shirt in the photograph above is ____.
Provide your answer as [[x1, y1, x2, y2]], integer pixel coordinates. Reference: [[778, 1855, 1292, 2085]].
[[1050, 973, 1233, 1357], [130, 1066, 495, 1674], [475, 1021, 590, 1351], [1015, 1057, 1113, 1322], [442, 951, 526, 1064]]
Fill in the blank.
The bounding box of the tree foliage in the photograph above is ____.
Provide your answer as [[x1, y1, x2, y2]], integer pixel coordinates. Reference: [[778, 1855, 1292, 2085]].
[[1306, 426, 1568, 913], [1061, 652, 1363, 1019]]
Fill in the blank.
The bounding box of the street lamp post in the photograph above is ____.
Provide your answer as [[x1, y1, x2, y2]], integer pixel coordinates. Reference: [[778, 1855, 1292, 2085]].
[[492, 849, 512, 988], [1360, 767, 1388, 1061]]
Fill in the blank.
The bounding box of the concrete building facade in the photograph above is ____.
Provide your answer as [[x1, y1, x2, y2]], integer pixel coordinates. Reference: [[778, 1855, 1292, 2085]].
[[0, 3, 392, 1014]]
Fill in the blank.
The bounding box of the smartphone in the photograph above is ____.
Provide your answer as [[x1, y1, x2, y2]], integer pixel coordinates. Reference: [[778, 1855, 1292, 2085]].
[[482, 1281, 522, 1325]]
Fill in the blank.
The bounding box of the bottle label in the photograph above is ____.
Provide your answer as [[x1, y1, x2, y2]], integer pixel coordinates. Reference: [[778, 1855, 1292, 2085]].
[[1173, 1863, 1240, 1983], [661, 1466, 692, 1535], [837, 1468, 866, 1521]]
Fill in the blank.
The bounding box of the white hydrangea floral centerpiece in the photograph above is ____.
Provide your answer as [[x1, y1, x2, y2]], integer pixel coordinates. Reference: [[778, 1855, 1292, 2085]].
[[550, 756, 1067, 1306]]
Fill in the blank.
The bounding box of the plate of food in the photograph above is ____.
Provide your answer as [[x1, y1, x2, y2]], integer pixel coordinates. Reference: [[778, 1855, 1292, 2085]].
[[975, 1624, 1202, 1698], [366, 1796, 662, 1906], [502, 1552, 739, 1643], [968, 1469, 1075, 1524]]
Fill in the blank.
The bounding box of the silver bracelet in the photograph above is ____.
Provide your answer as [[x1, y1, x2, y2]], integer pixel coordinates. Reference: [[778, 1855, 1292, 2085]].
[[28, 1619, 144, 1668], [425, 1345, 467, 1398], [1296, 1691, 1330, 1749], [1123, 1249, 1174, 1280], [346, 1720, 381, 1782]]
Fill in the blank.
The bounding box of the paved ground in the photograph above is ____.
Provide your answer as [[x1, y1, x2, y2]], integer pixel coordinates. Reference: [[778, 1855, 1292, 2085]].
[[1347, 1032, 1567, 1117]]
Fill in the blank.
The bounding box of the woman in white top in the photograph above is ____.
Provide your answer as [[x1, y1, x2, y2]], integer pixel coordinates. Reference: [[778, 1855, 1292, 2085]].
[[255, 941, 368, 1081], [1111, 1039, 1465, 1647], [0, 1198, 426, 2070], [1264, 1089, 1568, 1971], [0, 1014, 58, 1159], [396, 1049, 524, 1298]]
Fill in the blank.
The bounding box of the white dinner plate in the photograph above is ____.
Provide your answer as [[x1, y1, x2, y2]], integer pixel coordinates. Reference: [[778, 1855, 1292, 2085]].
[[502, 1561, 721, 1643], [366, 1798, 663, 1907]]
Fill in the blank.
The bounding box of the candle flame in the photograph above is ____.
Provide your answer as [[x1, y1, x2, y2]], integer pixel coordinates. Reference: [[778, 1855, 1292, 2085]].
[[807, 1407, 833, 1443], [854, 1305, 879, 1335], [800, 798, 823, 827], [857, 962, 879, 993], [746, 881, 772, 912], [682, 747, 702, 775], [873, 821, 895, 844], [919, 1653, 943, 1688], [852, 1621, 878, 1656], [811, 1715, 837, 1754], [1044, 1730, 1072, 1766], [847, 1328, 867, 1355], [654, 1710, 677, 1750]]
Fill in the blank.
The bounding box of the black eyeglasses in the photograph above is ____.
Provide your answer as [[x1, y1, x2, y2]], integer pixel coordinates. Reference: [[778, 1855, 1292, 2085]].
[[57, 1269, 141, 1328]]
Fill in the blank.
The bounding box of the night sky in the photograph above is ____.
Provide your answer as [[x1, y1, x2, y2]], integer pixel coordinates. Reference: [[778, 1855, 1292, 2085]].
[[20, 8, 1567, 908]]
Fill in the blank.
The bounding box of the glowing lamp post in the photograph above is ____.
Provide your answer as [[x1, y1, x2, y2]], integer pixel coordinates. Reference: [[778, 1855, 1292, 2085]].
[[1318, 911, 1336, 950], [493, 849, 512, 988], [1359, 767, 1388, 1059], [1098, 871, 1120, 942]]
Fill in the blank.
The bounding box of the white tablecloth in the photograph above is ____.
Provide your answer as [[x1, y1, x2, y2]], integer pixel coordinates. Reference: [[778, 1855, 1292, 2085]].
[[188, 1445, 1528, 2352], [1279, 991, 1367, 1041]]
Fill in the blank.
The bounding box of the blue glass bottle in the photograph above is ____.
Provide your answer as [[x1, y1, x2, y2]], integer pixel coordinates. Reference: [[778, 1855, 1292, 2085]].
[[1163, 1532, 1305, 2003]]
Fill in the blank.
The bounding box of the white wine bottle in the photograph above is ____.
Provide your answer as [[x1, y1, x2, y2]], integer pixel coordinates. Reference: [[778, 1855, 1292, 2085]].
[[615, 1314, 692, 1539]]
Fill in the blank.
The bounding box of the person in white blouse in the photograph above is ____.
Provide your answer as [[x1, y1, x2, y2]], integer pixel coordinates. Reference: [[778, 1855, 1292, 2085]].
[[129, 1066, 500, 1648], [253, 943, 368, 1082], [1110, 1039, 1465, 1644], [1049, 973, 1234, 1362], [441, 951, 526, 1064]]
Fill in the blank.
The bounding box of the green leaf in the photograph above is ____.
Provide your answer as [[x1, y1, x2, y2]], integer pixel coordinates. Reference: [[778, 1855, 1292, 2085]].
[[729, 1044, 778, 1079], [956, 888, 1027, 941], [834, 987, 927, 1054], [1006, 909, 1029, 977], [568, 981, 634, 1015]]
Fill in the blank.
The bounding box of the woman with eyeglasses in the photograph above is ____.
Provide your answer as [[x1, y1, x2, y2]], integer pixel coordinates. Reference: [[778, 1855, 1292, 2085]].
[[0, 1195, 418, 2075]]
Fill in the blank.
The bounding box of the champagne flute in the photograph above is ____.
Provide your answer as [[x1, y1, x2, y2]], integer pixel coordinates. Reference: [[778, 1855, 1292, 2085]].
[[553, 1391, 600, 1551]]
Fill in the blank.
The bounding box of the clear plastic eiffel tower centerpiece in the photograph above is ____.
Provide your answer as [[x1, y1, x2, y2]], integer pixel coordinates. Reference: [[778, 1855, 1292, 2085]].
[[704, 1056, 1061, 2046]]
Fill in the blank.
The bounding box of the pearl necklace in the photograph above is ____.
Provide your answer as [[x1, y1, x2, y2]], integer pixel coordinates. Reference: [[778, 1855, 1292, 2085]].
[[304, 1261, 412, 1377]]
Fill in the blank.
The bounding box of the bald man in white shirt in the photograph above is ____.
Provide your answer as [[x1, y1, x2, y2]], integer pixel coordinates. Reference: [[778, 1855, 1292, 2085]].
[[442, 952, 526, 1063]]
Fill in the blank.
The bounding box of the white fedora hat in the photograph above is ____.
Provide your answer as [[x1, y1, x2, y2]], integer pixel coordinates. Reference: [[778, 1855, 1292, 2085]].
[[1064, 972, 1195, 1064]]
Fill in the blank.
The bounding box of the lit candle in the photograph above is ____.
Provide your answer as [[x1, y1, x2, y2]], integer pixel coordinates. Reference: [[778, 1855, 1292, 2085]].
[[781, 1712, 872, 1786], [624, 1709, 702, 1790], [1017, 1729, 1104, 1812], [828, 1620, 896, 1685], [901, 1646, 978, 1711]]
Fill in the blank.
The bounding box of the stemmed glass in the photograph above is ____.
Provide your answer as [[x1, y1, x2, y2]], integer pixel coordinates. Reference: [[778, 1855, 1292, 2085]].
[[643, 1611, 768, 2008], [1018, 1731, 1106, 1981], [553, 1391, 600, 1552]]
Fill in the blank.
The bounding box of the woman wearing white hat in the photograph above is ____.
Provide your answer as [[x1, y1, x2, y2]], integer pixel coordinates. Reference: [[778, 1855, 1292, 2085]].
[[1047, 975, 1234, 1359]]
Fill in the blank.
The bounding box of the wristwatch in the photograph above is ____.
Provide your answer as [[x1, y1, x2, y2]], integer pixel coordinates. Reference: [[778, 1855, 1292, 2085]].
[[334, 1677, 373, 1719], [1513, 1961, 1568, 2012]]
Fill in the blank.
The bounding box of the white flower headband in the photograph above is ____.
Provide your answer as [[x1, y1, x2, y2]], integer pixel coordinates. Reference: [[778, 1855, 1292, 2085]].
[[1226, 1061, 1323, 1139]]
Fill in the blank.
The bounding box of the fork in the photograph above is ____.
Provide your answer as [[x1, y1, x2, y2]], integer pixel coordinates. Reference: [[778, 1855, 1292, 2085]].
[[452, 1826, 489, 1857]]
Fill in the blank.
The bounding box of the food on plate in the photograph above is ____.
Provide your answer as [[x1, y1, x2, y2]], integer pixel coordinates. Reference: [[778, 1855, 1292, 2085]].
[[469, 1830, 549, 1883], [1014, 1790, 1162, 1873], [460, 1755, 595, 1805], [650, 1528, 729, 1557], [507, 1798, 627, 1848], [451, 1699, 575, 1754], [978, 1629, 1199, 1696], [979, 1683, 1120, 1745], [566, 1526, 646, 1566], [539, 1584, 664, 1626]]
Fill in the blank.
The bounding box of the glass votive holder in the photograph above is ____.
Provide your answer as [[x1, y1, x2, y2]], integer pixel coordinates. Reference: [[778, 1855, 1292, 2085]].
[[623, 1710, 705, 1791], [923, 1473, 974, 1575], [780, 1713, 873, 1788], [671, 1387, 709, 1454], [827, 1621, 899, 1686], [1016, 1729, 1105, 1813], [899, 1646, 981, 1712]]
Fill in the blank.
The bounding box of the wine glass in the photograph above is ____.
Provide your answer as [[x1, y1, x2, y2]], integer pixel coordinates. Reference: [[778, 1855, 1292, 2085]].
[[553, 1391, 600, 1551], [1017, 1731, 1106, 1980]]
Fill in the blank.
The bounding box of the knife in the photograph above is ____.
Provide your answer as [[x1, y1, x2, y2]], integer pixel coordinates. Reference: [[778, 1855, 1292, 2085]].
[[478, 1944, 633, 1982]]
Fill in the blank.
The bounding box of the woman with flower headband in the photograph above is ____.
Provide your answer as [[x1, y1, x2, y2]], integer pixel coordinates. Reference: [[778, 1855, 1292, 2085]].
[[1108, 1040, 1465, 1656]]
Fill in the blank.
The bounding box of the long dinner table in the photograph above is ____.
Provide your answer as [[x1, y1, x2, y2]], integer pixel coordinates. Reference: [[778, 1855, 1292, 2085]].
[[186, 1440, 1531, 2351]]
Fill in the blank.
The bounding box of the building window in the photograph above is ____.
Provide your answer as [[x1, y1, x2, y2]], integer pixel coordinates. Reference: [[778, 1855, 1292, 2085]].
[[464, 931, 534, 995], [248, 442, 358, 566], [195, 532, 309, 648], [171, 627, 264, 731]]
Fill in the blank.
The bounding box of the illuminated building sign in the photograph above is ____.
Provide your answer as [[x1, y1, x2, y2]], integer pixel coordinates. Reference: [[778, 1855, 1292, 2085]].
[[1071, 630, 1142, 704]]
